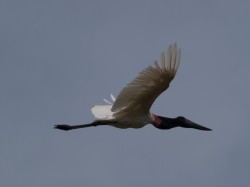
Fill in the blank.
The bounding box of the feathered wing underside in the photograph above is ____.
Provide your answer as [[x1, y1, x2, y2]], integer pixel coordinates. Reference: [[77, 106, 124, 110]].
[[111, 43, 181, 119]]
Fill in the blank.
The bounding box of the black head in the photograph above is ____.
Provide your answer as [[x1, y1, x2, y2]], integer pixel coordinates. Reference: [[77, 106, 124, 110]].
[[156, 116, 212, 131]]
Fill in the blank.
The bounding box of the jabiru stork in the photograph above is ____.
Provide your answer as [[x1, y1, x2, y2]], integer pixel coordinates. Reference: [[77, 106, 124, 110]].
[[54, 43, 211, 131]]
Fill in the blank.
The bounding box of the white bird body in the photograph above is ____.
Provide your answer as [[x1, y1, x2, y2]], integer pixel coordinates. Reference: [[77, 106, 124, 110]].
[[91, 95, 154, 128], [89, 43, 180, 129], [55, 43, 212, 131]]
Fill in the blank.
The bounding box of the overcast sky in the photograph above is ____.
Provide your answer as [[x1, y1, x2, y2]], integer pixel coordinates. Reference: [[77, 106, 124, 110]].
[[1, 0, 250, 186]]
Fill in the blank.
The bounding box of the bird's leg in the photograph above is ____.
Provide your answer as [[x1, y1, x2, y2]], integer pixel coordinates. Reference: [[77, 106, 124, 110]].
[[54, 123, 94, 131], [54, 120, 115, 131]]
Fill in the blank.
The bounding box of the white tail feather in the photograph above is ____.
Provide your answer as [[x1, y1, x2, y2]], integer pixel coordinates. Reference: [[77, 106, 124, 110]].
[[92, 94, 116, 120], [103, 99, 112, 104], [111, 94, 116, 102], [103, 94, 116, 104], [91, 105, 114, 120]]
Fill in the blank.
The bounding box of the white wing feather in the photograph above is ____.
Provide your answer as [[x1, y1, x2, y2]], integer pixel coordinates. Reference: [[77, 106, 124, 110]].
[[111, 43, 181, 119]]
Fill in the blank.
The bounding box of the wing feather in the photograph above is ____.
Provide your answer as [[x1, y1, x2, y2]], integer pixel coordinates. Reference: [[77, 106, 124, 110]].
[[111, 43, 181, 119]]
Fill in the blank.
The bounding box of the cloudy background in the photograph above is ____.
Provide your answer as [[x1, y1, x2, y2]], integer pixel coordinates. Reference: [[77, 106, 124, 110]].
[[1, 0, 250, 186]]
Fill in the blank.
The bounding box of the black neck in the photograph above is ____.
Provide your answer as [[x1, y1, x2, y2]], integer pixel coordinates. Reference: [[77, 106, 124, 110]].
[[156, 116, 178, 130]]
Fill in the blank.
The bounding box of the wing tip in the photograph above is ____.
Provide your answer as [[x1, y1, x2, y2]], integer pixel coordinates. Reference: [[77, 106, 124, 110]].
[[166, 43, 181, 77]]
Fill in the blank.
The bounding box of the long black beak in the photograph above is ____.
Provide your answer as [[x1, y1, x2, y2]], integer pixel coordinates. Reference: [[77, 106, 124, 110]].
[[181, 119, 212, 131]]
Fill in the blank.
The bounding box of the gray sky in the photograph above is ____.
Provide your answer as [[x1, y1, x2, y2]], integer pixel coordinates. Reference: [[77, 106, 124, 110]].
[[1, 0, 250, 186]]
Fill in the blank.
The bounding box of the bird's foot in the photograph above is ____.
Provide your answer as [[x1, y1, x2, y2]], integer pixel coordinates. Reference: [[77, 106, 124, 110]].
[[54, 124, 72, 131]]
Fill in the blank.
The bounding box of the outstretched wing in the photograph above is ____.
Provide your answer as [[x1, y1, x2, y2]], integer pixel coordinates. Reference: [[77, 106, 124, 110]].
[[111, 43, 181, 119]]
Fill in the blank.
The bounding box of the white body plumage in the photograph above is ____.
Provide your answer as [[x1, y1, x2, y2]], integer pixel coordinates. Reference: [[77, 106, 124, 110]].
[[91, 94, 154, 128], [90, 43, 181, 129]]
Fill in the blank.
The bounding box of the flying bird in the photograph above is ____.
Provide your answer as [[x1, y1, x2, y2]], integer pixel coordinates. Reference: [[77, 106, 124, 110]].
[[54, 43, 211, 131]]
